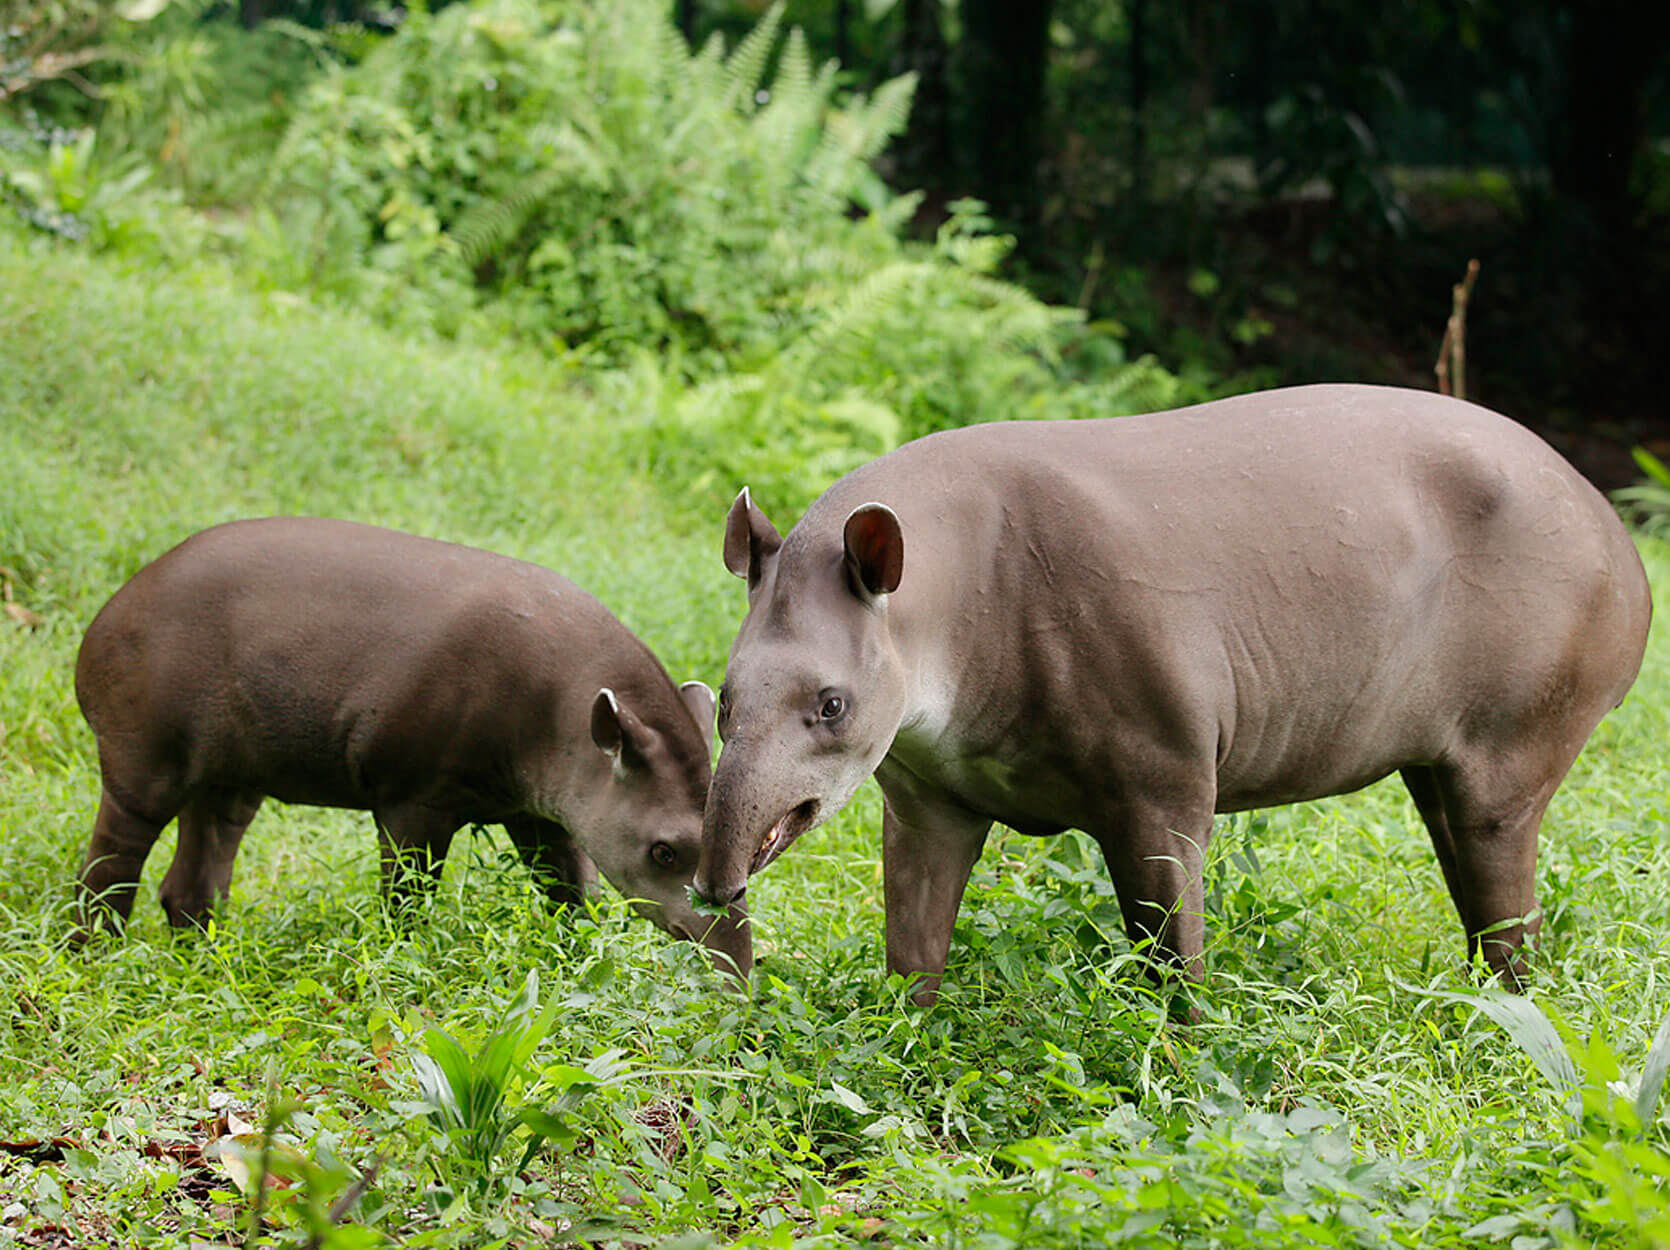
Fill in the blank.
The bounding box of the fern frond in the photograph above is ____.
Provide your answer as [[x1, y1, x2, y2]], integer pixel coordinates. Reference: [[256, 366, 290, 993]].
[[723, 1, 784, 112], [450, 166, 565, 268], [525, 121, 612, 188], [803, 71, 914, 200], [772, 25, 813, 102]]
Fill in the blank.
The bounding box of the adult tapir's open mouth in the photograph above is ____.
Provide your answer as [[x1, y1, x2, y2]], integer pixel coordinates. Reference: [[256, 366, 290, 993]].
[[749, 799, 820, 875]]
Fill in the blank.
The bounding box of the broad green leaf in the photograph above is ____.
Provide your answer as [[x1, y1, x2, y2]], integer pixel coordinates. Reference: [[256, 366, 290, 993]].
[[830, 1082, 874, 1116], [1633, 447, 1670, 490], [1430, 990, 1578, 1112], [1636, 1007, 1670, 1127]]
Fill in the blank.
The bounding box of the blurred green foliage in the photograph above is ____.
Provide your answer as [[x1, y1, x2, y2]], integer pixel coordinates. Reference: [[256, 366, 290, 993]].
[[1, 0, 1207, 520]]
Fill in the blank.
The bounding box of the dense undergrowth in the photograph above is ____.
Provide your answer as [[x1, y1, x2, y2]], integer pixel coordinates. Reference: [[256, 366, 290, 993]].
[[2, 229, 1669, 1248]]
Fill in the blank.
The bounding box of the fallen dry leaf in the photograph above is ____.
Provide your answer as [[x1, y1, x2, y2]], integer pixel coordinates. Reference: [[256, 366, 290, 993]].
[[0, 1138, 79, 1164]]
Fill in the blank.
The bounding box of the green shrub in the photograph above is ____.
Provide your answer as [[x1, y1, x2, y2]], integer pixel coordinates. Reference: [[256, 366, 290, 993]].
[[261, 0, 918, 361]]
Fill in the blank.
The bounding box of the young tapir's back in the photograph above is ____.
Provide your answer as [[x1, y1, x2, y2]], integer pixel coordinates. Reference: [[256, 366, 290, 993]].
[[78, 517, 615, 809]]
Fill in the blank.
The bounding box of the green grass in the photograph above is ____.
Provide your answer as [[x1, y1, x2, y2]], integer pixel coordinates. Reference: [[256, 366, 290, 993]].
[[2, 232, 1669, 1247]]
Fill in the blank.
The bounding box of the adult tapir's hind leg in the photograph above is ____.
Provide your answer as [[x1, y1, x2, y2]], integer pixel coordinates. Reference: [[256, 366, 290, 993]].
[[1401, 765, 1473, 933], [75, 782, 183, 940], [1412, 753, 1567, 990], [158, 790, 263, 928]]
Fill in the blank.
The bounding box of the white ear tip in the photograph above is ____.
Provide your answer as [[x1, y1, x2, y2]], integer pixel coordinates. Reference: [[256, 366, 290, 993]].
[[680, 680, 715, 700], [598, 687, 619, 712]]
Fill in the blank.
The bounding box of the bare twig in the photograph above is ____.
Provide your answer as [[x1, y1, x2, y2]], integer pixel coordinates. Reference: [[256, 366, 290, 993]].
[[0, 48, 109, 102], [1435, 258, 1480, 401], [244, 1118, 276, 1250]]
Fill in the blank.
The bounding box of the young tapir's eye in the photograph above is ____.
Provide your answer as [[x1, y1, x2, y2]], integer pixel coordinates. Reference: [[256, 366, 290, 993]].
[[650, 841, 678, 869], [819, 694, 845, 721]]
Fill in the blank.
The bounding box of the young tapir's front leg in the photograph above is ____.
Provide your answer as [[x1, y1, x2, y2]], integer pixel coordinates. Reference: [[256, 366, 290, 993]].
[[502, 816, 599, 908], [879, 784, 992, 1007], [374, 802, 461, 909]]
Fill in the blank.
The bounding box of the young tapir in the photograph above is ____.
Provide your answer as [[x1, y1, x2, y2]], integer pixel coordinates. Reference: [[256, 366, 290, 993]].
[[694, 383, 1651, 1004], [74, 517, 750, 978]]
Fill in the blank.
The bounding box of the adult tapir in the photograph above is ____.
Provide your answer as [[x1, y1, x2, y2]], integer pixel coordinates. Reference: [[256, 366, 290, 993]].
[[75, 517, 750, 977], [694, 384, 1651, 1004]]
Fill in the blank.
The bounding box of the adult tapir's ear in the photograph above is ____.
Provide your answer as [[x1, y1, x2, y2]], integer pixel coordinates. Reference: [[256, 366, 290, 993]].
[[591, 688, 653, 771], [678, 680, 716, 754], [843, 502, 903, 598], [723, 487, 783, 592]]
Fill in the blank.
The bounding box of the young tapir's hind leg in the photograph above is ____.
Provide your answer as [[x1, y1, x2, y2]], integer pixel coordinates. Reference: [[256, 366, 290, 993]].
[[502, 817, 598, 908], [75, 781, 183, 940], [374, 802, 461, 911], [158, 790, 263, 928], [878, 784, 992, 1007]]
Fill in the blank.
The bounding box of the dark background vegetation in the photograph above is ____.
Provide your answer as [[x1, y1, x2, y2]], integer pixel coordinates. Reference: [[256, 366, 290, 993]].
[[716, 0, 1670, 487], [693, 0, 1670, 484]]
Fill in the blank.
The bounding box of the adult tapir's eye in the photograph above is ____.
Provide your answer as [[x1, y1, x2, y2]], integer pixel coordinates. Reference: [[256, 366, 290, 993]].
[[650, 841, 678, 869], [819, 694, 845, 721]]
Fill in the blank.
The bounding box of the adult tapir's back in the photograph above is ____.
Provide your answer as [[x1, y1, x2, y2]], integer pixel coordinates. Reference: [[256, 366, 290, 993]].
[[808, 383, 1649, 814]]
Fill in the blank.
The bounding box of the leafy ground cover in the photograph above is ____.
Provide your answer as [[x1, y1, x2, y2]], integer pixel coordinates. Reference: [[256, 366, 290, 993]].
[[2, 236, 1669, 1248]]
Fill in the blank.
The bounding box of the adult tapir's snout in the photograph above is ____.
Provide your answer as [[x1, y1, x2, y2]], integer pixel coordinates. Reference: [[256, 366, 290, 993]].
[[692, 753, 769, 908], [686, 895, 754, 982]]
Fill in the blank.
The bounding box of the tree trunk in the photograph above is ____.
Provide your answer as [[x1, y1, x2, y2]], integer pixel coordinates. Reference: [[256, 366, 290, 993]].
[[892, 0, 955, 197], [959, 0, 1055, 228], [1129, 0, 1148, 202]]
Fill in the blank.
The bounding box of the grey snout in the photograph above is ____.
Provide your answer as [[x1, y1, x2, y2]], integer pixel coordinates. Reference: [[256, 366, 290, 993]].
[[691, 873, 745, 909], [691, 893, 753, 985]]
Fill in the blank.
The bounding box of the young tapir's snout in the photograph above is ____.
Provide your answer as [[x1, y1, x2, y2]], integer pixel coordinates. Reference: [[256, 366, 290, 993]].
[[693, 491, 909, 910], [700, 385, 1651, 1005], [74, 517, 752, 983]]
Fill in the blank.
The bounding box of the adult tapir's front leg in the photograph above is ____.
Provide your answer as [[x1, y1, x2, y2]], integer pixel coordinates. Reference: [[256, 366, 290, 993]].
[[879, 782, 992, 1007], [1092, 793, 1216, 983]]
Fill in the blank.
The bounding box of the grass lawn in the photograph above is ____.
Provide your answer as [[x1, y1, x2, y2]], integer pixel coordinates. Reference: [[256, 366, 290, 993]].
[[2, 234, 1668, 1247]]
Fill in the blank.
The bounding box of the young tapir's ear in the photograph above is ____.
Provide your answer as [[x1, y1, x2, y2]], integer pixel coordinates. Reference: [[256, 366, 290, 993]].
[[678, 680, 717, 754], [591, 688, 653, 771], [723, 487, 783, 592], [843, 502, 903, 598]]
